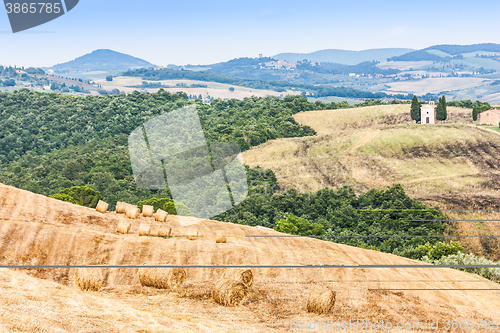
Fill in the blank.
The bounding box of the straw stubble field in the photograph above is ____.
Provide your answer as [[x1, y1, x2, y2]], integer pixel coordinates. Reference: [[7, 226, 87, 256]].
[[0, 183, 500, 332]]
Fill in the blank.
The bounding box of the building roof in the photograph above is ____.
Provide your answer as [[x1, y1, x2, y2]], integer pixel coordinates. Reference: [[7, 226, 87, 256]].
[[483, 109, 500, 115]]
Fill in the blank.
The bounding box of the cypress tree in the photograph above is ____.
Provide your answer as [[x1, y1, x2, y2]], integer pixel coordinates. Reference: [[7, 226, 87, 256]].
[[410, 95, 421, 123], [441, 95, 447, 121], [436, 96, 447, 121], [436, 98, 444, 121], [472, 108, 478, 121]]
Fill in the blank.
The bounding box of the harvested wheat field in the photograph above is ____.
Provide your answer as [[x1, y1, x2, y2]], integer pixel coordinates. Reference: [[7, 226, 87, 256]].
[[243, 104, 500, 259], [1, 183, 500, 332]]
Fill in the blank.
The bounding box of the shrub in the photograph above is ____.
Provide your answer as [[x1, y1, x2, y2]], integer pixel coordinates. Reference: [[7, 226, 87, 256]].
[[422, 252, 500, 281], [394, 241, 463, 261], [274, 213, 325, 237], [56, 186, 101, 208], [49, 193, 77, 204]]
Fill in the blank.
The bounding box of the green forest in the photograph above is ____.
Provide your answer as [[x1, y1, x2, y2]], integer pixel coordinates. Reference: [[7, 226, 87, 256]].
[[0, 89, 458, 260]]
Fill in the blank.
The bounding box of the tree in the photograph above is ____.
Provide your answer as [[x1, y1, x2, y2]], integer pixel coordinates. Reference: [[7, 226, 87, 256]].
[[436, 95, 447, 121], [473, 104, 490, 121], [274, 213, 325, 237], [410, 95, 421, 123], [436, 99, 443, 121], [49, 193, 77, 204], [229, 87, 235, 92], [105, 75, 113, 82], [55, 186, 101, 208], [441, 95, 447, 120], [3, 79, 16, 86]]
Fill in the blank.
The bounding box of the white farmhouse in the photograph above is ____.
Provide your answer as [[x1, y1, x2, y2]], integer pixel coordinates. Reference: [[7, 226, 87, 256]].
[[421, 101, 437, 124]]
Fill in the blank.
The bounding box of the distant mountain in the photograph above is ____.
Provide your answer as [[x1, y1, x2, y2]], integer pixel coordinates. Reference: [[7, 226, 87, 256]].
[[273, 48, 415, 65], [388, 43, 500, 62], [50, 49, 155, 72]]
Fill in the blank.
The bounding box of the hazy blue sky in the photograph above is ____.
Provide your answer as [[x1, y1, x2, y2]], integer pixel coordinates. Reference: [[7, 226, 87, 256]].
[[1, 0, 499, 67]]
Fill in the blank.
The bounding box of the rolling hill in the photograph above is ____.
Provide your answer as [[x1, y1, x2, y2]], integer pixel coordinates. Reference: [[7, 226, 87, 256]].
[[242, 104, 500, 259], [50, 49, 155, 73], [1, 182, 500, 332], [273, 48, 414, 65], [387, 43, 500, 63]]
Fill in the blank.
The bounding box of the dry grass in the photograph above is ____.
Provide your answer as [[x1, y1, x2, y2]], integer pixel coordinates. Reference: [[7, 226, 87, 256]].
[[358, 125, 490, 157], [95, 200, 109, 214], [154, 209, 168, 222], [293, 104, 412, 134], [222, 269, 253, 288], [138, 267, 187, 290], [3, 183, 500, 331], [74, 268, 103, 291], [116, 220, 132, 234], [126, 206, 140, 219], [142, 205, 154, 217], [138, 223, 151, 236], [212, 279, 248, 307], [244, 107, 500, 197], [306, 288, 336, 314], [0, 268, 281, 333]]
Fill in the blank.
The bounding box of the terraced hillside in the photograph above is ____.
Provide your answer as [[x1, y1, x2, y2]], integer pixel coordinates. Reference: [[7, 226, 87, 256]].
[[243, 105, 500, 259], [0, 183, 500, 332]]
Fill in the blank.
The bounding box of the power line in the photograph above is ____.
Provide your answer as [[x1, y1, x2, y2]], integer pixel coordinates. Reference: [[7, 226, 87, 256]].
[[247, 235, 500, 238], [2, 264, 499, 269]]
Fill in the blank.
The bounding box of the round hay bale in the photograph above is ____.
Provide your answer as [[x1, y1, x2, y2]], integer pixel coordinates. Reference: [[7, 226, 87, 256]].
[[74, 268, 103, 291], [116, 220, 132, 234], [215, 235, 227, 243], [138, 267, 187, 289], [187, 233, 198, 241], [184, 227, 198, 240], [158, 226, 172, 238], [306, 288, 336, 314], [138, 223, 151, 236], [116, 201, 127, 214], [95, 200, 109, 214], [212, 279, 248, 306], [154, 209, 168, 222], [222, 268, 253, 288], [126, 206, 140, 219], [142, 205, 154, 217]]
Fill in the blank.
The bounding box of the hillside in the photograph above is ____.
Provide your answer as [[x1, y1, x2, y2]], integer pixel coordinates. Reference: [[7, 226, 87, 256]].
[[50, 49, 155, 73], [273, 48, 414, 65], [242, 104, 500, 259], [387, 43, 500, 65], [1, 183, 500, 332]]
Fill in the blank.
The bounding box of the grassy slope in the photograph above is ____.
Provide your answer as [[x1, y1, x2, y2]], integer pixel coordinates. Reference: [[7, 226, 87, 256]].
[[1, 183, 500, 332], [242, 104, 500, 259]]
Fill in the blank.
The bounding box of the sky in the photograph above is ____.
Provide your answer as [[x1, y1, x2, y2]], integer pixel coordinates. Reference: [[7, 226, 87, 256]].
[[1, 0, 500, 67]]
